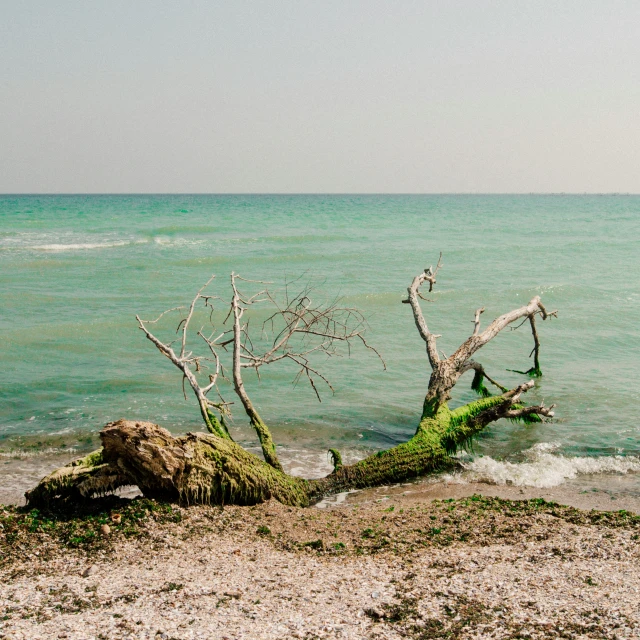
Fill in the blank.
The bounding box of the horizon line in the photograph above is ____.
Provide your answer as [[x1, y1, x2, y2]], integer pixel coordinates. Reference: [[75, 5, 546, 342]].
[[1, 192, 639, 196]]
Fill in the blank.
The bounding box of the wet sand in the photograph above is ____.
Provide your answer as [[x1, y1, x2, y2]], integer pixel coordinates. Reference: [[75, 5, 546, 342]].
[[318, 476, 640, 515], [0, 452, 81, 506]]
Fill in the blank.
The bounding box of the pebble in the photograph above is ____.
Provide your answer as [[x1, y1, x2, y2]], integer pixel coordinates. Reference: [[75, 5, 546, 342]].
[[81, 565, 98, 577]]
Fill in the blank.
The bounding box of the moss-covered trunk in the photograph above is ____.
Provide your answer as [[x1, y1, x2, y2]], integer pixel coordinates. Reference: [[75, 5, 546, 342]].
[[26, 392, 518, 508]]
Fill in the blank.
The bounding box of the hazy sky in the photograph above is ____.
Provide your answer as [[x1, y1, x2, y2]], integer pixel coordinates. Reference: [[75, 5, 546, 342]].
[[1, 1, 639, 193]]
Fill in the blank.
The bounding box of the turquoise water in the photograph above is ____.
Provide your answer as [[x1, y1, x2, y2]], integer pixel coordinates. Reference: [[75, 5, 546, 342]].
[[1, 195, 639, 495]]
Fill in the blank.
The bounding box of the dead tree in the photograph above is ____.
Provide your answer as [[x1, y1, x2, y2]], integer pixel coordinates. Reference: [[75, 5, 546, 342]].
[[27, 258, 557, 508]]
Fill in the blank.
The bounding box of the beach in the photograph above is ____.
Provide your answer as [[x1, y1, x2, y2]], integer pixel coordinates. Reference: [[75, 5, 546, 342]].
[[1, 486, 639, 640]]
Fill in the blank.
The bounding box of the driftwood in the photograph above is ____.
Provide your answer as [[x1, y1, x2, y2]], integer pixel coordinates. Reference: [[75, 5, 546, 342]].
[[27, 257, 557, 507]]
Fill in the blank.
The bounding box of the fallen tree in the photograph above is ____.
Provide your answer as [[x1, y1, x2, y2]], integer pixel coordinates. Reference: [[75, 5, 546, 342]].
[[27, 257, 557, 507]]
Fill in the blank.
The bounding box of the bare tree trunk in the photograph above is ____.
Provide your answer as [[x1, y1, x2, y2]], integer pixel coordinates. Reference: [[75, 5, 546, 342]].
[[229, 274, 283, 471]]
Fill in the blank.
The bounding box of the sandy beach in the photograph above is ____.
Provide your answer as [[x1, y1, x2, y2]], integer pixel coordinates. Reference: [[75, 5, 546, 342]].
[[1, 482, 639, 640]]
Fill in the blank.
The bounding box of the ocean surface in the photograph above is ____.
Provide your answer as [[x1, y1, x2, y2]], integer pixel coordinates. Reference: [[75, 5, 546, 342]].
[[1, 194, 639, 501]]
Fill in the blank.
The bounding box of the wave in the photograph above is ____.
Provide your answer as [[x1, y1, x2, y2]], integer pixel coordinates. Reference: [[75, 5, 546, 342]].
[[0, 237, 150, 252], [278, 446, 369, 480], [1, 436, 638, 492], [152, 236, 205, 247], [30, 240, 143, 252], [443, 443, 640, 489], [28, 236, 206, 250]]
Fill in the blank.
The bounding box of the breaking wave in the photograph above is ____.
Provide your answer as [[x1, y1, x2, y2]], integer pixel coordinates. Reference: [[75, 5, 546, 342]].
[[29, 240, 143, 252], [270, 446, 369, 480], [444, 443, 640, 488], [4, 236, 204, 251], [0, 234, 150, 252]]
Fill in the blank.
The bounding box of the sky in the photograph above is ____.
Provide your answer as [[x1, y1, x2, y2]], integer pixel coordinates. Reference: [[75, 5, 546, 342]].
[[1, 1, 639, 193]]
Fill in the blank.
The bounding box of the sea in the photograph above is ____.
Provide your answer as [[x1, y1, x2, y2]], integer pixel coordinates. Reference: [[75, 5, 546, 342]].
[[1, 194, 639, 502]]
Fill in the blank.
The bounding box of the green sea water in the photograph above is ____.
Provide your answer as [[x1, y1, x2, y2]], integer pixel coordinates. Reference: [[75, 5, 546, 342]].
[[1, 195, 639, 497]]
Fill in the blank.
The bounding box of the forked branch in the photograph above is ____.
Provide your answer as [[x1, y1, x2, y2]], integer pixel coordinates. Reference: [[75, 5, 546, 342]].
[[408, 254, 556, 422], [136, 276, 231, 440]]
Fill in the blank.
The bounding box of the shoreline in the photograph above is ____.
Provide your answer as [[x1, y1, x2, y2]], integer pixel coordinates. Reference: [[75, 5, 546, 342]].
[[2, 444, 639, 511]]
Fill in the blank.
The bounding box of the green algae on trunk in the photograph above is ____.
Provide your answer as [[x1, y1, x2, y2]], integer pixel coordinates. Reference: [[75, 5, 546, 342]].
[[26, 381, 549, 508]]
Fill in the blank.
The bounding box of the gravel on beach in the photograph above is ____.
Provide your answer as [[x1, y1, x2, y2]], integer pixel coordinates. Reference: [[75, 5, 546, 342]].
[[1, 493, 639, 640]]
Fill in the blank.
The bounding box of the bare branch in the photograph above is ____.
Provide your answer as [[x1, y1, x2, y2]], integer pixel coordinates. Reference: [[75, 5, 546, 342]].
[[403, 254, 444, 369], [424, 252, 443, 291], [135, 275, 232, 441], [504, 402, 555, 420], [472, 307, 485, 337], [139, 306, 184, 325], [446, 296, 547, 371], [288, 353, 335, 396], [180, 275, 216, 358], [229, 273, 283, 471], [415, 264, 556, 412], [494, 381, 555, 419], [507, 307, 557, 377]]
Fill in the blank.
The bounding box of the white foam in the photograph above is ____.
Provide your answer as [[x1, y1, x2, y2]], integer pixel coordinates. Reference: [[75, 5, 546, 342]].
[[0, 447, 77, 459], [315, 490, 360, 509], [443, 443, 640, 489], [30, 239, 147, 252], [152, 236, 205, 247], [0, 232, 150, 252], [279, 447, 368, 479]]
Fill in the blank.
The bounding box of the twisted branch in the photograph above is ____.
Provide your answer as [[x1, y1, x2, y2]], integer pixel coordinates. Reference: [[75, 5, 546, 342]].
[[403, 252, 443, 369], [136, 276, 231, 439]]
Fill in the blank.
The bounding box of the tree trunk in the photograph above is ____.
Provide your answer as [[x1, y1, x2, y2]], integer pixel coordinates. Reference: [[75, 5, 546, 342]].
[[26, 417, 453, 507], [26, 381, 545, 508]]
